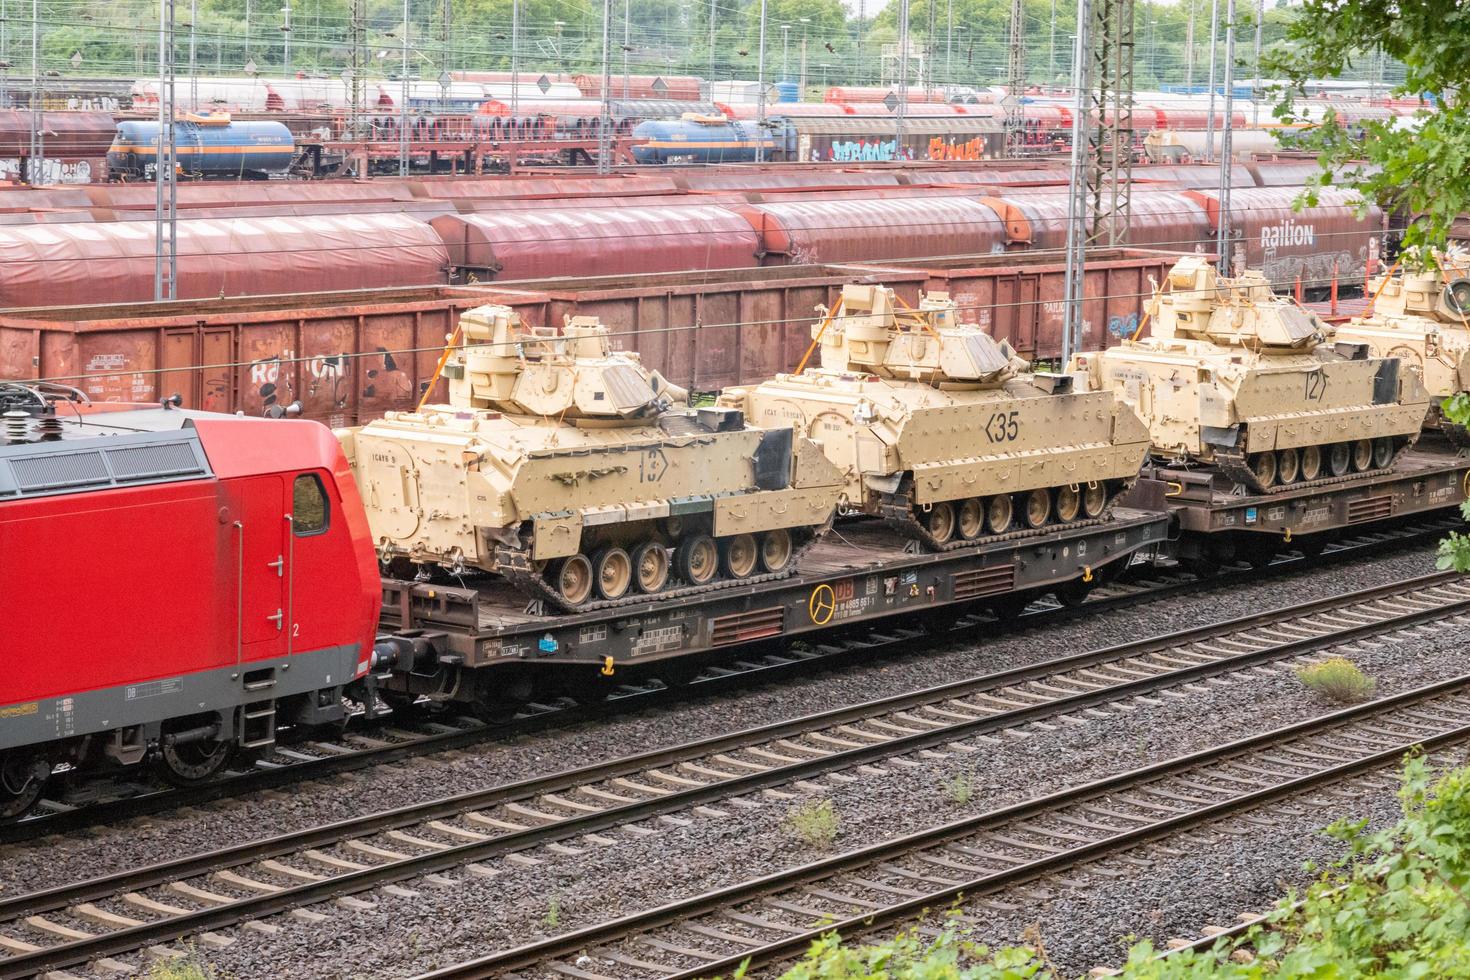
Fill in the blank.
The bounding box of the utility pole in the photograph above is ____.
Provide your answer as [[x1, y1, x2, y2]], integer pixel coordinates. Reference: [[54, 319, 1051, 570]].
[[894, 0, 909, 151], [1048, 0, 1057, 88], [1217, 0, 1236, 266], [856, 0, 864, 84], [2, 0, 8, 108], [799, 18, 808, 93], [26, 0, 39, 182], [755, 0, 767, 161], [597, 0, 612, 173], [1088, 0, 1134, 245], [1062, 0, 1092, 364], [945, 0, 952, 83], [621, 0, 628, 99], [925, 0, 935, 94], [154, 0, 177, 300], [1204, 0, 1218, 159], [706, 0, 714, 85], [346, 0, 364, 144], [1005, 0, 1025, 155], [1184, 0, 1194, 88], [399, 0, 409, 176], [1251, 0, 1262, 124], [188, 0, 197, 112], [781, 24, 789, 80], [509, 0, 518, 116], [281, 3, 291, 76]]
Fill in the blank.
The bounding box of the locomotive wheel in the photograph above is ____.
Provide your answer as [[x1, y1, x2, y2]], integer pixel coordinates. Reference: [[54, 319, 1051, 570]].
[[157, 736, 233, 787], [1299, 445, 1323, 482], [956, 498, 985, 541], [676, 534, 719, 586], [632, 542, 670, 594], [1372, 436, 1395, 469], [720, 533, 760, 579], [759, 528, 795, 573], [1351, 438, 1374, 472], [923, 501, 957, 544], [1022, 488, 1051, 529], [592, 547, 632, 601], [1249, 451, 1278, 488], [0, 752, 49, 820], [986, 495, 1014, 533], [1054, 486, 1081, 523], [1277, 448, 1300, 485], [1328, 442, 1351, 477], [552, 554, 595, 606], [1082, 483, 1108, 518]]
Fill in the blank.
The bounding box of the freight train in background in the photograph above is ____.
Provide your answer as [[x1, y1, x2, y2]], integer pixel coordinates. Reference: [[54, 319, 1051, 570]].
[[5, 253, 1469, 820]]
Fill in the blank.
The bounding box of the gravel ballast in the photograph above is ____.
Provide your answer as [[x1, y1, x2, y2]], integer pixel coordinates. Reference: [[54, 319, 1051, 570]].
[[147, 551, 1467, 979]]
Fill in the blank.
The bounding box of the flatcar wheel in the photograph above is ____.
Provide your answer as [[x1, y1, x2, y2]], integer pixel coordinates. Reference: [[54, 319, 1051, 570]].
[[720, 533, 759, 579], [1022, 488, 1051, 529], [1054, 486, 1081, 523], [1351, 438, 1374, 472], [956, 498, 984, 541], [759, 528, 795, 573], [551, 554, 595, 607], [1299, 445, 1323, 482], [1082, 483, 1108, 518], [0, 752, 49, 820], [1328, 442, 1351, 477], [676, 534, 719, 587], [986, 495, 1014, 533], [592, 547, 632, 601], [1277, 447, 1300, 485], [1372, 436, 1395, 469], [923, 501, 957, 544], [1249, 451, 1278, 488], [157, 737, 233, 787], [632, 542, 670, 594], [1053, 576, 1095, 608]]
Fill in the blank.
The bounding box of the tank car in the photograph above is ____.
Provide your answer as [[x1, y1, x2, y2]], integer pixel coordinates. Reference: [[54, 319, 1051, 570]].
[[341, 305, 844, 611], [717, 284, 1152, 550], [0, 384, 381, 820], [108, 113, 295, 179], [630, 113, 792, 164], [1070, 256, 1432, 494], [1331, 254, 1470, 443]]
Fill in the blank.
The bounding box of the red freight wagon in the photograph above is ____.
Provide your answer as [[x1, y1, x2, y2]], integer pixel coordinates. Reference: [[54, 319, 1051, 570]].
[[0, 394, 380, 817]]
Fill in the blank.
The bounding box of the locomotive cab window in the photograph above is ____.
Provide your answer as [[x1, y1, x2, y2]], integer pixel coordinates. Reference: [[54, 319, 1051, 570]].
[[292, 474, 329, 536]]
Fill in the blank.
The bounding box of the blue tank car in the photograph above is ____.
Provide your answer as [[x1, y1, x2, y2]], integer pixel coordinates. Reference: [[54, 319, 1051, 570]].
[[631, 114, 796, 164], [108, 115, 295, 178]]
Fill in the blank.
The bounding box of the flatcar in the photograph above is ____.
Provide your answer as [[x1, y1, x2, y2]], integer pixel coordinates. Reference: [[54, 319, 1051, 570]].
[[0, 384, 382, 818], [108, 114, 296, 178]]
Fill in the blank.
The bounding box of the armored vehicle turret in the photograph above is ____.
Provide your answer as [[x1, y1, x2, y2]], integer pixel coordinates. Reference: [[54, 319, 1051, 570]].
[[1331, 254, 1470, 442], [1071, 256, 1432, 493], [718, 284, 1151, 549], [340, 305, 844, 611]]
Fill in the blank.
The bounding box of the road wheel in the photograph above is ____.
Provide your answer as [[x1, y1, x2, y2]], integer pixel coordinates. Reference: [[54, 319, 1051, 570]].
[[632, 542, 670, 594], [1082, 483, 1109, 518], [1054, 486, 1082, 523], [1328, 442, 1351, 476], [1352, 438, 1374, 472], [759, 528, 795, 573], [1277, 447, 1300, 485], [720, 533, 759, 579], [1372, 436, 1395, 469], [592, 547, 632, 601], [1023, 488, 1051, 529], [1299, 445, 1323, 481], [676, 534, 719, 587], [1249, 451, 1278, 488], [986, 495, 1014, 533], [922, 501, 956, 544], [552, 553, 594, 606], [956, 498, 984, 541]]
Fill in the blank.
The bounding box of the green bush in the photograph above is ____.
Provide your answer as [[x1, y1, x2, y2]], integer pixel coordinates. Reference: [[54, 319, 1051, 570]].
[[753, 753, 1470, 978], [1295, 657, 1376, 704], [786, 798, 841, 850]]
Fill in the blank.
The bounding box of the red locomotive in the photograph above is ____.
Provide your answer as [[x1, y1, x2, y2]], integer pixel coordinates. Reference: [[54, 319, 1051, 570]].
[[0, 384, 381, 818]]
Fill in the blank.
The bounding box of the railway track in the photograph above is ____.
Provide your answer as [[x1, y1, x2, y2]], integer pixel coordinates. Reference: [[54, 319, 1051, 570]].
[[1, 566, 1466, 977], [418, 674, 1470, 980], [3, 514, 1452, 846]]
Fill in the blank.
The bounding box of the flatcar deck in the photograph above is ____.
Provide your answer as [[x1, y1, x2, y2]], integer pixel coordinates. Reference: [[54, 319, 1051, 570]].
[[378, 509, 1170, 671]]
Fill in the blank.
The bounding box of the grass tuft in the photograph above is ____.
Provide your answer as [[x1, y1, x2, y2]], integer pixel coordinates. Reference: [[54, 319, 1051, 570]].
[[1297, 657, 1376, 704]]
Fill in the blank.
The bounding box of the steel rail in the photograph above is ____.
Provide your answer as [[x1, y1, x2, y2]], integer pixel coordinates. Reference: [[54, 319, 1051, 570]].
[[417, 672, 1470, 979], [1, 570, 1466, 976]]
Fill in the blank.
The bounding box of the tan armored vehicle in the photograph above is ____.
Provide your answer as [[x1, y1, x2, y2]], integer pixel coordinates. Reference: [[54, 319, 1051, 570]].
[[340, 305, 844, 610], [1331, 255, 1470, 442], [717, 284, 1151, 549], [1071, 256, 1432, 493]]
